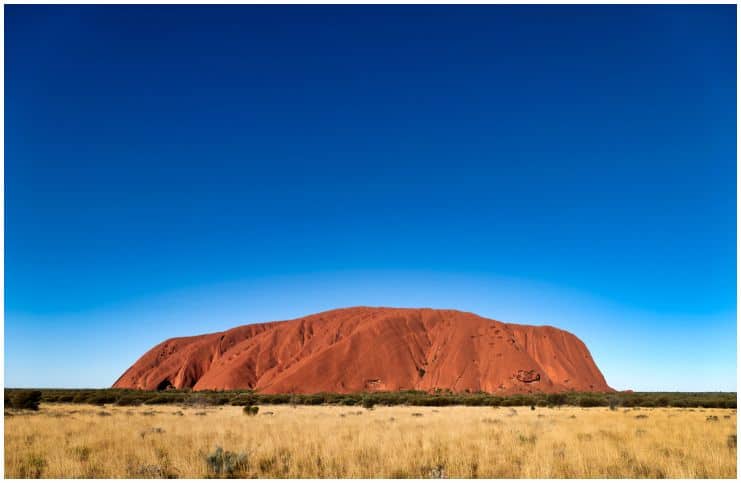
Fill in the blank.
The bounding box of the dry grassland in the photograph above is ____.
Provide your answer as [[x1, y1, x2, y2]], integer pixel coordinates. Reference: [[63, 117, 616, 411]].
[[4, 403, 737, 478]]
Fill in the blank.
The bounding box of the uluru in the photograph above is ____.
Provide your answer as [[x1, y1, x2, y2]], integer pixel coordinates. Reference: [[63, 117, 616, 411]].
[[113, 307, 612, 394]]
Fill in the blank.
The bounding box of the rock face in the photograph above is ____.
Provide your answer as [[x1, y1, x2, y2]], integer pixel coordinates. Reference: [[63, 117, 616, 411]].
[[113, 307, 612, 394]]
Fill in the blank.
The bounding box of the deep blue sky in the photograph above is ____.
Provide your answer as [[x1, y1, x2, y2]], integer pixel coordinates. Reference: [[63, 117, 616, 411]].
[[5, 5, 736, 391]]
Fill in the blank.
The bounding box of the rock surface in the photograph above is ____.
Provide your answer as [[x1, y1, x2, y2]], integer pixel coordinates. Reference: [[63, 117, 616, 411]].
[[113, 307, 612, 394]]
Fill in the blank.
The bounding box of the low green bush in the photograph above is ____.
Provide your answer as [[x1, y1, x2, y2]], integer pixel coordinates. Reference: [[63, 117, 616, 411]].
[[243, 405, 259, 416]]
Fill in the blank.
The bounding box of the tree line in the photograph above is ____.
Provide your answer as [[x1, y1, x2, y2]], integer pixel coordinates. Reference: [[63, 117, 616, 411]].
[[4, 388, 737, 411]]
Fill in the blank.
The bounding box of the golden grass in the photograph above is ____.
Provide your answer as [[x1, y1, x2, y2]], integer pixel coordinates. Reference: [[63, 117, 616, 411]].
[[4, 403, 737, 478]]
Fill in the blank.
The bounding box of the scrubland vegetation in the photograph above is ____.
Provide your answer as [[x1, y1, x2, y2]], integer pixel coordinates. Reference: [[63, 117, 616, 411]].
[[5, 388, 737, 409], [4, 402, 737, 478]]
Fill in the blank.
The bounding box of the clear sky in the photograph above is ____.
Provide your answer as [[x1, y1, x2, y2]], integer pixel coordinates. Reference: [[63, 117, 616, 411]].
[[5, 5, 736, 391]]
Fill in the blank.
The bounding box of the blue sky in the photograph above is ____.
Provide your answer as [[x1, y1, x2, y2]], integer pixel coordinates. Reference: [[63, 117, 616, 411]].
[[5, 5, 736, 391]]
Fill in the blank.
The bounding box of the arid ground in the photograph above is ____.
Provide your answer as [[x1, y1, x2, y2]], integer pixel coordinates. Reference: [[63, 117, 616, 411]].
[[4, 403, 736, 478]]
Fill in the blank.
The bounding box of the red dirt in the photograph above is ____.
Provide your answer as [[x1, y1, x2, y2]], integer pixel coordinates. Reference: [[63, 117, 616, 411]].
[[113, 307, 612, 394]]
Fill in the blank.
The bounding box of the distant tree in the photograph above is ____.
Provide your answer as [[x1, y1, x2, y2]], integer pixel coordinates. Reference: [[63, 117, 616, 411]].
[[10, 390, 42, 411]]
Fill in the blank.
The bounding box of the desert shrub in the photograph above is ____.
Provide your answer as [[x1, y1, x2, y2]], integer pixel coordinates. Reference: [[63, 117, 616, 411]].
[[316, 393, 346, 405], [462, 395, 491, 407], [230, 394, 257, 406], [145, 395, 184, 405], [297, 394, 326, 405], [3, 388, 736, 410], [501, 395, 524, 407], [670, 399, 690, 408], [204, 447, 248, 476], [183, 393, 212, 407], [10, 390, 42, 411], [622, 397, 641, 408], [115, 396, 144, 406], [86, 394, 118, 406], [367, 393, 400, 406], [702, 397, 736, 408], [544, 393, 567, 407], [728, 434, 737, 449], [416, 395, 458, 406], [361, 398, 375, 410], [257, 394, 291, 404], [578, 396, 606, 408], [608, 396, 620, 411], [243, 405, 259, 416]]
